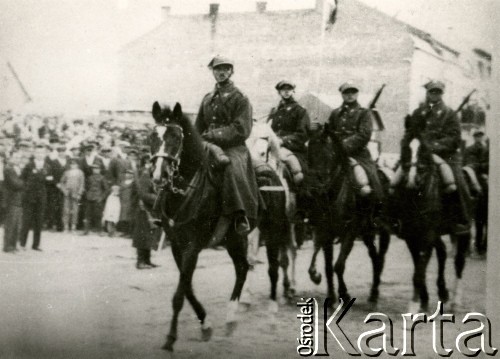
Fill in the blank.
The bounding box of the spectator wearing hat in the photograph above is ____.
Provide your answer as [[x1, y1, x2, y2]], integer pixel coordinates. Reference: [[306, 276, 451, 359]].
[[268, 80, 310, 184], [327, 81, 384, 201], [109, 141, 134, 185], [20, 143, 54, 251], [69, 145, 81, 160], [82, 163, 108, 235], [195, 55, 259, 243], [3, 150, 24, 252], [131, 155, 161, 269], [58, 158, 85, 232], [46, 143, 70, 232], [100, 146, 114, 187], [404, 80, 472, 234], [79, 141, 104, 229]]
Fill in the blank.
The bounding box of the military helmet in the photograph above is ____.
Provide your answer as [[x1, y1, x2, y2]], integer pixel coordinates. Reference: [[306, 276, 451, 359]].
[[208, 56, 234, 69], [275, 80, 296, 91]]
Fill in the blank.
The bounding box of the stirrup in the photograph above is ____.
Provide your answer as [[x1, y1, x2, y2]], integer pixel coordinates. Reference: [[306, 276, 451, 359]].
[[235, 215, 251, 236]]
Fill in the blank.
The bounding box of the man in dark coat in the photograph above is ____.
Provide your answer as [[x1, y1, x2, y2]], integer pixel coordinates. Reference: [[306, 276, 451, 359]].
[[327, 81, 383, 200], [20, 144, 53, 251], [464, 129, 489, 253], [46, 143, 69, 231], [403, 80, 472, 234], [132, 156, 162, 269], [268, 80, 310, 184], [195, 56, 259, 240], [108, 141, 133, 185], [83, 164, 108, 234], [3, 151, 24, 252]]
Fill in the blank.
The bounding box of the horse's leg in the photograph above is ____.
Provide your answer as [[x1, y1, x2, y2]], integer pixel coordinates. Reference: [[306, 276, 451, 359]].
[[322, 230, 336, 304], [334, 233, 355, 302], [450, 231, 471, 309], [170, 234, 211, 341], [434, 235, 449, 303], [264, 229, 280, 327], [225, 231, 250, 336], [308, 229, 322, 285], [264, 229, 279, 302], [363, 233, 380, 305], [378, 229, 391, 276], [414, 233, 433, 312], [163, 242, 202, 351], [405, 236, 422, 314], [287, 222, 298, 296]]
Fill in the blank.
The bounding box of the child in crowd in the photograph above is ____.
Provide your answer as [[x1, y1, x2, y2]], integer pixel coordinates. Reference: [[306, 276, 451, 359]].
[[102, 185, 121, 237], [58, 158, 85, 232]]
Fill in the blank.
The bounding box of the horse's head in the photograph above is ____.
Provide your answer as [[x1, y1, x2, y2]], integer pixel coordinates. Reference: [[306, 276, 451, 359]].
[[400, 137, 434, 190], [150, 101, 185, 186], [246, 121, 281, 170]]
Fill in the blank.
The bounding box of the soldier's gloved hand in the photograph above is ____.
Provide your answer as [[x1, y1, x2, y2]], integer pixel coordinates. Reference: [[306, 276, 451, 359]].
[[201, 131, 214, 141]]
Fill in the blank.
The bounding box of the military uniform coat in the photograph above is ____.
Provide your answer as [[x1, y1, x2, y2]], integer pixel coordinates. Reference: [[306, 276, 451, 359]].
[[195, 80, 259, 219], [404, 101, 472, 227], [327, 102, 383, 199], [268, 97, 310, 171]]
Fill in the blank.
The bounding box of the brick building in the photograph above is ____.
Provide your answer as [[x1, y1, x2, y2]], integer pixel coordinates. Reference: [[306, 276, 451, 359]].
[[118, 0, 489, 152]]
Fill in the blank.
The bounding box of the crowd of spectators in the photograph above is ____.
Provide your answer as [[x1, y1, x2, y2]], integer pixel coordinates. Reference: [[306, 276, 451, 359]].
[[0, 111, 161, 267]]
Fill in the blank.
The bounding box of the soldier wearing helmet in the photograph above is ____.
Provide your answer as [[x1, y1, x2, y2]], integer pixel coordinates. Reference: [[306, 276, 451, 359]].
[[195, 56, 259, 245]]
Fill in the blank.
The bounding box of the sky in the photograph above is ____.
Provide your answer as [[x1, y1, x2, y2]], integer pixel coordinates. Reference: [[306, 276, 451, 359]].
[[0, 0, 495, 115]]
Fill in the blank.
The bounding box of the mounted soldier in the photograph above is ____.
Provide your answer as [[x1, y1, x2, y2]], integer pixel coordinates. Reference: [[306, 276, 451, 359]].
[[327, 81, 384, 201], [403, 80, 472, 234], [267, 80, 310, 185], [195, 56, 260, 244]]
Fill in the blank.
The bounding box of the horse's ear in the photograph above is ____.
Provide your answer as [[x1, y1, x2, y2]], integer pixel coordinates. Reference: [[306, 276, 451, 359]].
[[152, 101, 162, 124], [173, 102, 183, 119]]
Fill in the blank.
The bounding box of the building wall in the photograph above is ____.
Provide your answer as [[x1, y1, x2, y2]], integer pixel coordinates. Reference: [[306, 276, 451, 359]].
[[118, 1, 419, 152]]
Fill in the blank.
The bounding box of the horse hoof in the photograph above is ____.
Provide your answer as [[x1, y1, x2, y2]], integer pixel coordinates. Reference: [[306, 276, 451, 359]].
[[367, 300, 378, 312], [225, 321, 237, 336], [339, 294, 352, 303], [439, 289, 450, 303], [162, 342, 174, 352], [225, 321, 238, 337], [407, 300, 420, 314], [201, 326, 213, 342], [309, 270, 322, 285]]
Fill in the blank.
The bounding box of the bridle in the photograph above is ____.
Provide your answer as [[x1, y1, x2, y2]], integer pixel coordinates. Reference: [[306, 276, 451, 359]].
[[151, 123, 185, 195]]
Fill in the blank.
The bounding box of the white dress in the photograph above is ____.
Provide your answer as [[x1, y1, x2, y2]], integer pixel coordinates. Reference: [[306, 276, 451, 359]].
[[102, 194, 121, 224]]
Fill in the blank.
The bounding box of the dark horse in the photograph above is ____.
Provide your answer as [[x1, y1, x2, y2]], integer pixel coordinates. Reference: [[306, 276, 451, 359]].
[[149, 102, 256, 352], [392, 136, 471, 312], [304, 124, 391, 307]]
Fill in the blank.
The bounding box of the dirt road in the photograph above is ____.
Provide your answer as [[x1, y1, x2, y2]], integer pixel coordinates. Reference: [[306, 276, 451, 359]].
[[0, 230, 487, 358]]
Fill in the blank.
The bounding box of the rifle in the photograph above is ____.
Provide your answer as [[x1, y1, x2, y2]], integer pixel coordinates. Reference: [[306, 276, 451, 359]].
[[455, 89, 477, 113], [369, 84, 386, 109], [369, 84, 386, 131]]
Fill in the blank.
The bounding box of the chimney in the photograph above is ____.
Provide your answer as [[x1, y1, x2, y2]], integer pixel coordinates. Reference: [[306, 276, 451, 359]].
[[161, 6, 171, 20], [256, 1, 267, 13], [209, 3, 219, 18]]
